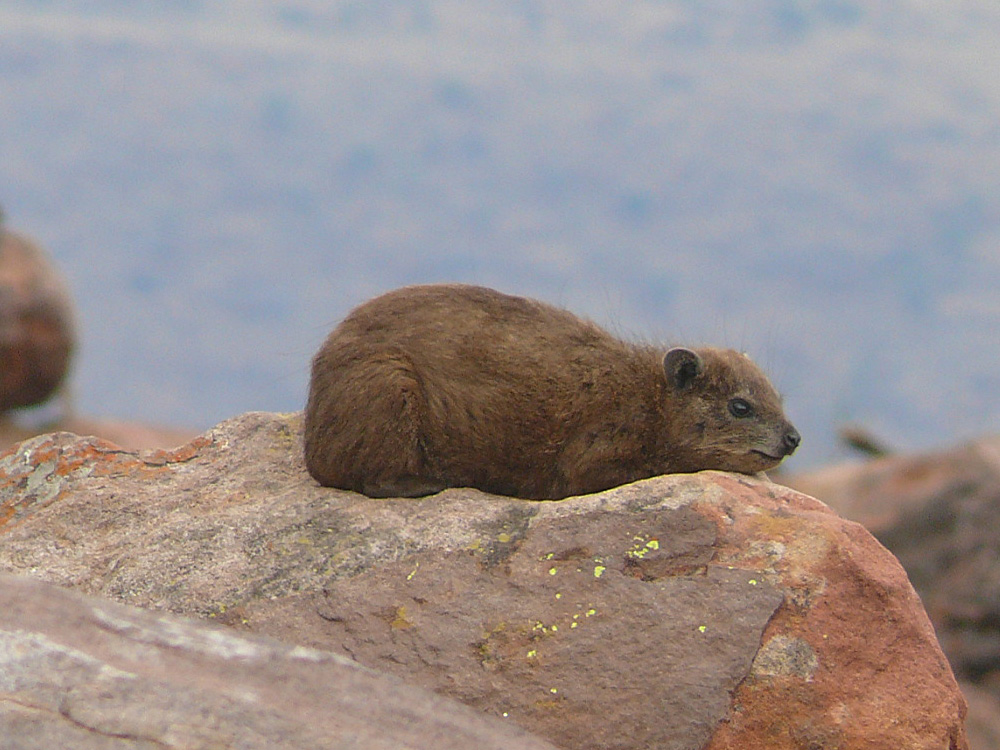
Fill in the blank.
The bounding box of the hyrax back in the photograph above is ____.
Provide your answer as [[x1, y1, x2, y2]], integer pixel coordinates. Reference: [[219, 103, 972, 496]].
[[304, 284, 799, 500]]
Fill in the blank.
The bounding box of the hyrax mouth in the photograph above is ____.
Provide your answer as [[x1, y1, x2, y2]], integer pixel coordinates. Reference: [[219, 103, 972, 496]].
[[755, 426, 801, 462]]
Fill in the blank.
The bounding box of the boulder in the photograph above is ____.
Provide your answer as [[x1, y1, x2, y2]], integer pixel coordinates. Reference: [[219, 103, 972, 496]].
[[0, 225, 75, 411], [0, 412, 968, 750], [786, 438, 1000, 749], [0, 573, 557, 749]]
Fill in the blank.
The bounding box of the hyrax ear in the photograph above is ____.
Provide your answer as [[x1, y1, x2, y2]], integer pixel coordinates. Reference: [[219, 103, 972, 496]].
[[663, 347, 704, 390]]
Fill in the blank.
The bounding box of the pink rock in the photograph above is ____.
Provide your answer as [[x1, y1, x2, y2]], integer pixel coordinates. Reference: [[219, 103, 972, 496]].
[[0, 412, 969, 749]]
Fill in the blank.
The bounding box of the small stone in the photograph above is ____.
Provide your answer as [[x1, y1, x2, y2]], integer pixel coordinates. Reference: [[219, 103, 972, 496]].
[[0, 221, 75, 411]]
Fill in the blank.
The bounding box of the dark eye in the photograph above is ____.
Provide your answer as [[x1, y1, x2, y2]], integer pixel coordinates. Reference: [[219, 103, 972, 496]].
[[728, 398, 755, 419]]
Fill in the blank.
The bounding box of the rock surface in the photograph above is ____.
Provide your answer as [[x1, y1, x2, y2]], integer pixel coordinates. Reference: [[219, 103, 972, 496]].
[[0, 412, 969, 750], [786, 438, 1000, 750], [0, 573, 557, 750], [0, 225, 75, 411]]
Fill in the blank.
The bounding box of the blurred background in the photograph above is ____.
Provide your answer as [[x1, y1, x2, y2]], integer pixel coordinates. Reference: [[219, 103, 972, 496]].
[[1, 0, 999, 470]]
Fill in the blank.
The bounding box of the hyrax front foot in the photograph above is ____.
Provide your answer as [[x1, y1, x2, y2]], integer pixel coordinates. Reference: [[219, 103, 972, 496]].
[[362, 476, 448, 498]]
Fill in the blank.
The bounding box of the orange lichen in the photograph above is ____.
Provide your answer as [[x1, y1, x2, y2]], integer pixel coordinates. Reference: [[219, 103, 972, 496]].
[[0, 433, 210, 532]]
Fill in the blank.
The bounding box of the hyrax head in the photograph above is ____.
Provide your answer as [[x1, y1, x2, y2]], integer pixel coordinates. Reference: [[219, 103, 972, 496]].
[[662, 347, 800, 474]]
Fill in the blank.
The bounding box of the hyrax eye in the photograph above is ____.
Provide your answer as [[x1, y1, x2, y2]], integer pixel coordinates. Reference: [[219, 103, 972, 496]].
[[728, 398, 755, 419]]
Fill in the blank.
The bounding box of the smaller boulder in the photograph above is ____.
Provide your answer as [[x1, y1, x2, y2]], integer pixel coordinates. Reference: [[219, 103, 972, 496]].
[[0, 219, 75, 411]]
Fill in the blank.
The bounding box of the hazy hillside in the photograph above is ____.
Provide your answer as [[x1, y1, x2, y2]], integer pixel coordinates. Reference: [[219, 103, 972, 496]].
[[1, 1, 999, 468]]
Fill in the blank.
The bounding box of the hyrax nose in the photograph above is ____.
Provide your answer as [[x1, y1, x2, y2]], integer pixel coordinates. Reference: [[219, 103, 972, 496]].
[[782, 426, 801, 455]]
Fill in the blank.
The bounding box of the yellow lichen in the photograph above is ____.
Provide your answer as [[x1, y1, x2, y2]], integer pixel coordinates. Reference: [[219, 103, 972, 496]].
[[532, 620, 560, 635], [626, 537, 661, 559], [390, 605, 413, 629]]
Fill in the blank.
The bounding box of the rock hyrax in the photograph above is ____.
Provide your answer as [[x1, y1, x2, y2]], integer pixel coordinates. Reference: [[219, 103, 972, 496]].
[[304, 284, 800, 500]]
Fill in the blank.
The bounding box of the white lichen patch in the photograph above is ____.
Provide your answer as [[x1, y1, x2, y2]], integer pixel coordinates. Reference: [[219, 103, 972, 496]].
[[90, 606, 267, 661], [0, 628, 136, 690], [751, 634, 819, 681], [745, 539, 787, 569]]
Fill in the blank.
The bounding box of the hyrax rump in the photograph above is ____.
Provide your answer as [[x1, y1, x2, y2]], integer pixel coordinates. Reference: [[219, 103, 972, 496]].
[[304, 284, 800, 500]]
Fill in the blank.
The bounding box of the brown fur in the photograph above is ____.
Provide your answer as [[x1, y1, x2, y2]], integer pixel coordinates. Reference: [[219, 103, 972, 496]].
[[304, 284, 800, 500]]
